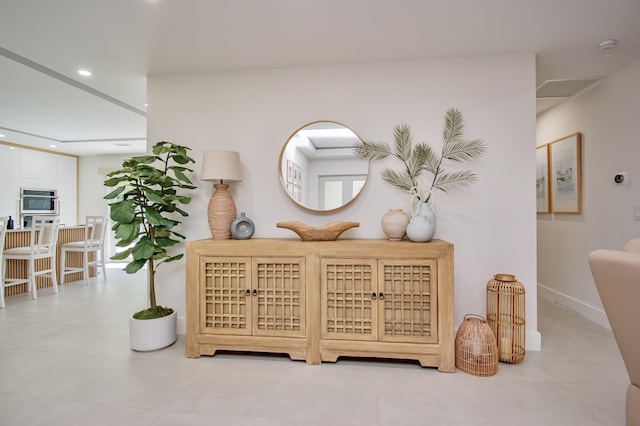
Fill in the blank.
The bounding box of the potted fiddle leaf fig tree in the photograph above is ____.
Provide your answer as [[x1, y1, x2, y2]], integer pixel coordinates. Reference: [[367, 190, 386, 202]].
[[103, 141, 196, 351]]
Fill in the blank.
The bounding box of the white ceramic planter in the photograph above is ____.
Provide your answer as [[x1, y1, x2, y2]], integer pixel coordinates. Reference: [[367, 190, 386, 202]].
[[129, 310, 177, 351]]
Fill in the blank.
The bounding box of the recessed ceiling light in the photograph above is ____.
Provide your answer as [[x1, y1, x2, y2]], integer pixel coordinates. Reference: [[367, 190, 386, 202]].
[[49, 144, 57, 148], [598, 39, 618, 51], [0, 133, 5, 138], [77, 69, 92, 77]]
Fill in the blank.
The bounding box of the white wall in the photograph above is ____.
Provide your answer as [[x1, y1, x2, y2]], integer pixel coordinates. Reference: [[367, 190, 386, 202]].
[[78, 153, 133, 256], [147, 55, 541, 348], [0, 144, 77, 227], [536, 58, 640, 328]]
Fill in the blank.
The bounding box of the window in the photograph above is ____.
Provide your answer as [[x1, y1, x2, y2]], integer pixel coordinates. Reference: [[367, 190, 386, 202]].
[[319, 175, 366, 210]]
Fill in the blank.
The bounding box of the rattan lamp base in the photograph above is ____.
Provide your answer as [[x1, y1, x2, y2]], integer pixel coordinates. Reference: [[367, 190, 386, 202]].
[[208, 183, 237, 240]]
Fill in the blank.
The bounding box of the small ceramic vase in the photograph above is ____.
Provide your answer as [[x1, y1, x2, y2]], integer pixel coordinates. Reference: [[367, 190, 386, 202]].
[[380, 209, 410, 240], [230, 212, 255, 240], [405, 202, 436, 242]]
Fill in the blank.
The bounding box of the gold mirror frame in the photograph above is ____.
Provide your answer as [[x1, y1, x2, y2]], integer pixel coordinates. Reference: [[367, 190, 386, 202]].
[[278, 121, 369, 212]]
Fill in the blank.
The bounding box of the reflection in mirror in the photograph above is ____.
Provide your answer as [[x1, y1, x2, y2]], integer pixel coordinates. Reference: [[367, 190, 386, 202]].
[[279, 121, 369, 212]]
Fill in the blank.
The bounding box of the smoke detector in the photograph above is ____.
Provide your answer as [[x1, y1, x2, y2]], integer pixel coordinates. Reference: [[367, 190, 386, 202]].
[[598, 39, 618, 51]]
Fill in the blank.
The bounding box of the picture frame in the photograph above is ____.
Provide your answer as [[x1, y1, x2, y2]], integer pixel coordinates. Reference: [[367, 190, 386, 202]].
[[293, 163, 302, 186], [536, 144, 550, 213], [287, 160, 293, 184], [549, 132, 582, 214]]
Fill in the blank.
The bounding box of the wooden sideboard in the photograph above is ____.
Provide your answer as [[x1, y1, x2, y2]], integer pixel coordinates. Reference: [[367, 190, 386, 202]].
[[186, 238, 455, 372], [2, 226, 94, 298]]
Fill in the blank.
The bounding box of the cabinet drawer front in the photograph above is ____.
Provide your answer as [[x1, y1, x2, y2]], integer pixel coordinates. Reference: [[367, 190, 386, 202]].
[[378, 259, 438, 344], [252, 257, 306, 338], [321, 258, 378, 341], [201, 257, 251, 335]]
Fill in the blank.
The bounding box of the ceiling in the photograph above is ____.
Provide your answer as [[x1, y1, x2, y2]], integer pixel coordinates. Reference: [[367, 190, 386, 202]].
[[1, 0, 639, 156]]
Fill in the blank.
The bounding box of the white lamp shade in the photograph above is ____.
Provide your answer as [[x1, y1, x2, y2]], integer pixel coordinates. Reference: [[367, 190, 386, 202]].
[[201, 150, 243, 182]]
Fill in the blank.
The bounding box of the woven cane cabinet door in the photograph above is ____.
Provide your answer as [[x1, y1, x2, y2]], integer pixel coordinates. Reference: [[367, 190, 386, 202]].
[[378, 259, 437, 344], [321, 258, 378, 341], [186, 239, 310, 363], [199, 257, 251, 336], [252, 257, 305, 338]]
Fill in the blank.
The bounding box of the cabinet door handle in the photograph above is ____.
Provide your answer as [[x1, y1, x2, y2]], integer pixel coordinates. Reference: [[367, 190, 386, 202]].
[[245, 289, 251, 296], [379, 292, 385, 300], [371, 292, 377, 300], [253, 289, 257, 296]]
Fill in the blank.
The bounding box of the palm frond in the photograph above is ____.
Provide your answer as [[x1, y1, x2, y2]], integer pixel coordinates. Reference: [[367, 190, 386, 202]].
[[405, 143, 427, 179], [381, 168, 415, 192], [432, 170, 478, 193], [442, 138, 487, 162], [393, 123, 413, 162], [442, 108, 464, 145], [415, 143, 440, 174], [353, 141, 393, 161]]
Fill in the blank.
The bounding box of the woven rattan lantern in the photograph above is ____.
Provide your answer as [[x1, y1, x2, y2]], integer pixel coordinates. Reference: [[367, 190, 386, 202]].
[[455, 314, 498, 376], [486, 274, 526, 363]]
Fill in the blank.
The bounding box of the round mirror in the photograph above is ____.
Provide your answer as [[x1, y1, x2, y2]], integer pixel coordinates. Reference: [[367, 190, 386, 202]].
[[278, 121, 369, 212]]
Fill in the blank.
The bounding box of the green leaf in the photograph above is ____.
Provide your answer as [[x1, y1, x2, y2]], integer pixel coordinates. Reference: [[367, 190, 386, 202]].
[[124, 259, 147, 274], [144, 207, 165, 226], [156, 237, 179, 247], [109, 199, 136, 224], [103, 177, 126, 187], [131, 155, 157, 164], [114, 222, 139, 242], [110, 247, 133, 260], [173, 168, 192, 184], [144, 189, 167, 205], [152, 142, 169, 155], [171, 231, 186, 240], [103, 186, 125, 199], [173, 154, 190, 165], [162, 254, 184, 264], [132, 236, 155, 261]]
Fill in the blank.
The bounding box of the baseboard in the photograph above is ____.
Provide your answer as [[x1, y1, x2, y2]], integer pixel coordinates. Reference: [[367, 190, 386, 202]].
[[178, 316, 186, 335], [537, 284, 610, 330], [527, 330, 541, 351]]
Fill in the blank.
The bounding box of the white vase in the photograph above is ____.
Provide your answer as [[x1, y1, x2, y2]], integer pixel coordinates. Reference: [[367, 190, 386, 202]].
[[381, 209, 410, 240], [129, 310, 177, 351], [406, 202, 436, 242]]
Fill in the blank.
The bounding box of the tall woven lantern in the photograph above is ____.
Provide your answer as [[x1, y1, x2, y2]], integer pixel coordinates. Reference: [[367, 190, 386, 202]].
[[486, 274, 526, 363], [455, 314, 498, 376]]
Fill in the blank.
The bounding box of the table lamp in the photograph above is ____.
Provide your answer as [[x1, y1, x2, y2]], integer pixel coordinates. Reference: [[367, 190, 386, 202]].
[[200, 150, 243, 239]]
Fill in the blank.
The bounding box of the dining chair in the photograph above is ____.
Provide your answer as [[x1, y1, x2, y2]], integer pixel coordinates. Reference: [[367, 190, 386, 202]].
[[2, 215, 61, 305], [60, 215, 108, 285], [0, 216, 8, 308]]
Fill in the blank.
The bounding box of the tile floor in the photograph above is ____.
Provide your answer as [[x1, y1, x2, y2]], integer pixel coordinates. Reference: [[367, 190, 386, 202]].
[[0, 268, 629, 425]]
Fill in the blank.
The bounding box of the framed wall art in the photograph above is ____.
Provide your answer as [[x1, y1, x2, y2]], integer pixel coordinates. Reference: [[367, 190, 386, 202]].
[[287, 160, 294, 184], [536, 144, 550, 213], [549, 132, 582, 214]]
